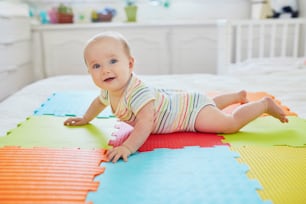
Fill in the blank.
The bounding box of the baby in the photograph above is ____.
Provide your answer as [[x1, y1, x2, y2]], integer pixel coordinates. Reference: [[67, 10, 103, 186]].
[[64, 31, 288, 163]]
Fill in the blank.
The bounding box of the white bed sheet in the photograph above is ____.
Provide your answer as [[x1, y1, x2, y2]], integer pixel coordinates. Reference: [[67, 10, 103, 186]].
[[227, 58, 306, 75], [0, 71, 306, 136]]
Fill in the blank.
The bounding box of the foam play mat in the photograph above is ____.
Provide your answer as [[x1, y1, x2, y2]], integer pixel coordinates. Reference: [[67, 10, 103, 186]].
[[0, 116, 116, 149], [0, 146, 107, 204], [87, 146, 271, 204], [231, 146, 306, 204], [34, 92, 114, 118], [1, 90, 305, 204], [222, 116, 306, 147]]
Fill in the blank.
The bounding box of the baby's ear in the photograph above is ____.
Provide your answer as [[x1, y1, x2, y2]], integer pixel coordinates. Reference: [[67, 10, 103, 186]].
[[129, 56, 135, 69]]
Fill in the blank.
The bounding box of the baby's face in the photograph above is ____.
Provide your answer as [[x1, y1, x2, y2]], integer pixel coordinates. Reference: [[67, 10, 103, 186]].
[[84, 37, 134, 94]]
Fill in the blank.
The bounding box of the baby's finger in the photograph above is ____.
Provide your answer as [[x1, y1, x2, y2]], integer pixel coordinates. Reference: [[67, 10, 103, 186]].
[[112, 153, 122, 163], [64, 119, 73, 125], [108, 149, 122, 162], [107, 149, 116, 161], [65, 120, 75, 126], [65, 118, 84, 126], [122, 154, 128, 162]]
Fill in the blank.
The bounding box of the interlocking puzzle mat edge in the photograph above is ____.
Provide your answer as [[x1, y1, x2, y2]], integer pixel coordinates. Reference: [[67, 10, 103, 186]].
[[0, 146, 108, 204], [231, 145, 306, 204], [0, 115, 117, 149], [87, 146, 272, 204], [34, 91, 114, 118]]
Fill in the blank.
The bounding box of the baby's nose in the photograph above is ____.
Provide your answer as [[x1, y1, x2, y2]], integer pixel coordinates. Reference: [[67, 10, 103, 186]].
[[100, 66, 111, 75]]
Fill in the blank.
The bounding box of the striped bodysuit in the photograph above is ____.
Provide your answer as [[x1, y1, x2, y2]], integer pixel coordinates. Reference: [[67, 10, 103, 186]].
[[99, 74, 215, 134]]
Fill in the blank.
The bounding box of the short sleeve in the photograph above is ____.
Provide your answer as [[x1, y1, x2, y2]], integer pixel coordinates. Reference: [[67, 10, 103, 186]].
[[99, 89, 110, 106], [128, 84, 155, 115]]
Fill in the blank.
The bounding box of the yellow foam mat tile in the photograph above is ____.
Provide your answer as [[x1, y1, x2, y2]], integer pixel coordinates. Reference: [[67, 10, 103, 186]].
[[231, 146, 306, 204]]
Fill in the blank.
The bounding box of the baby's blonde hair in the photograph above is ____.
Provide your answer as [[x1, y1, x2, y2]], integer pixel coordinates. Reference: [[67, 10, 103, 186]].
[[84, 31, 132, 57]]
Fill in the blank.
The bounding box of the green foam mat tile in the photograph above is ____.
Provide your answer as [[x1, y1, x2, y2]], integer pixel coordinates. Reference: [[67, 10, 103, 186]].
[[221, 116, 306, 147], [0, 116, 116, 149]]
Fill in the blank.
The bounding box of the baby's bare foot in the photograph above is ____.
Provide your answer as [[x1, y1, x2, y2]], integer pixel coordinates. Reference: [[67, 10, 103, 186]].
[[238, 90, 249, 104], [264, 97, 288, 123]]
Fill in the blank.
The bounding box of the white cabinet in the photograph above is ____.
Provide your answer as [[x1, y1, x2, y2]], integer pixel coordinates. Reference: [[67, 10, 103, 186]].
[[118, 28, 170, 75], [38, 26, 170, 76], [0, 17, 31, 44], [42, 30, 94, 76], [0, 40, 31, 71], [33, 22, 218, 78], [0, 16, 33, 101]]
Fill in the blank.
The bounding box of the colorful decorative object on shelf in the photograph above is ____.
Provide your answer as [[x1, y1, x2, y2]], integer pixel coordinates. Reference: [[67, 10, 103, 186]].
[[57, 3, 73, 24], [125, 0, 138, 22], [48, 7, 57, 24], [91, 7, 116, 22], [39, 10, 49, 24]]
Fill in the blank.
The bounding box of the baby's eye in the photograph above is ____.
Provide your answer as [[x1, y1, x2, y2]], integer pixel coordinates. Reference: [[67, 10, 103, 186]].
[[92, 64, 101, 69], [110, 59, 118, 64]]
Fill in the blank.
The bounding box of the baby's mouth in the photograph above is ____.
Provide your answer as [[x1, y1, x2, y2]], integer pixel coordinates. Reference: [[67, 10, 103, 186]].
[[104, 77, 115, 82]]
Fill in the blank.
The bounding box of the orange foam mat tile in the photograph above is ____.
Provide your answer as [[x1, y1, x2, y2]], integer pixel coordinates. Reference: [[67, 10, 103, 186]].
[[231, 146, 306, 204], [245, 92, 296, 116], [0, 146, 108, 204], [208, 91, 297, 116]]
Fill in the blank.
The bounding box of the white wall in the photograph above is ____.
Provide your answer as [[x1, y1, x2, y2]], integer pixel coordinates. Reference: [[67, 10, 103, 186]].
[[90, 0, 305, 21], [297, 0, 305, 17], [133, 0, 251, 22], [16, 0, 306, 22], [24, 0, 251, 24]]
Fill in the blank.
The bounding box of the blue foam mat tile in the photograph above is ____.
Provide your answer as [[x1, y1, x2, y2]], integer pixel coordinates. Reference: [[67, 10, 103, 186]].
[[34, 91, 114, 118], [87, 146, 271, 204]]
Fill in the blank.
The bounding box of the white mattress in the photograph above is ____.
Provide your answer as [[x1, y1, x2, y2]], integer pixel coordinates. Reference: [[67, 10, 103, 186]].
[[1, 71, 306, 136]]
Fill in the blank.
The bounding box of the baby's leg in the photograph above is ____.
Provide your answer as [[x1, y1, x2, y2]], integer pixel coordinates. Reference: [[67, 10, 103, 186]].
[[213, 90, 248, 110], [232, 96, 288, 125], [195, 97, 288, 134]]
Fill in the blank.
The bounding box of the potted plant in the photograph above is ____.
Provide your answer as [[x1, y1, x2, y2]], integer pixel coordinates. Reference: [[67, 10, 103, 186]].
[[125, 0, 137, 22], [57, 3, 73, 24]]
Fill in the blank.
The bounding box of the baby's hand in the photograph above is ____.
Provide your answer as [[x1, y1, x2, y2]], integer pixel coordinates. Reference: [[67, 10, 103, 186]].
[[64, 117, 88, 126], [107, 145, 132, 163]]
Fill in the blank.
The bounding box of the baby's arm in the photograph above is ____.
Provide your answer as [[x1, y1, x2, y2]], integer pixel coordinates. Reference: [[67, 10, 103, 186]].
[[107, 100, 155, 163], [64, 96, 106, 126]]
